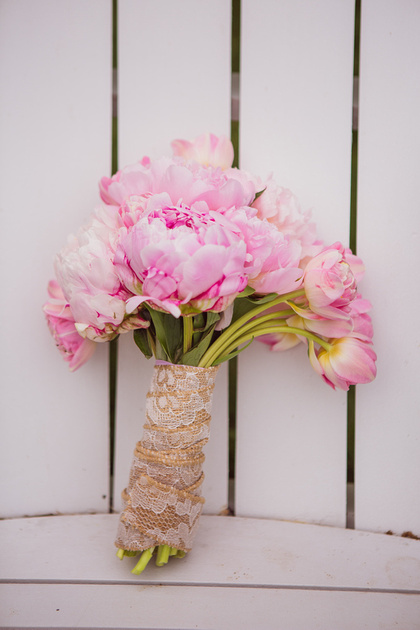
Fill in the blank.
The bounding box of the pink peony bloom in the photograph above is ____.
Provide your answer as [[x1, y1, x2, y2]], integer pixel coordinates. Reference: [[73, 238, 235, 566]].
[[114, 193, 249, 316], [55, 207, 148, 341], [171, 132, 234, 170], [309, 336, 377, 391], [218, 206, 304, 295], [99, 156, 254, 212], [43, 280, 96, 371], [252, 178, 323, 264], [99, 156, 151, 205]]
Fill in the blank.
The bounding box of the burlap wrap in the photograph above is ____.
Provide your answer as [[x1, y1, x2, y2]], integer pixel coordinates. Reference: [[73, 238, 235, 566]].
[[115, 363, 219, 553]]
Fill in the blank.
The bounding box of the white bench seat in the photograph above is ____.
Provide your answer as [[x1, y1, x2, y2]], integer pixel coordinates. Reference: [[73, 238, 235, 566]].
[[1, 514, 419, 629]]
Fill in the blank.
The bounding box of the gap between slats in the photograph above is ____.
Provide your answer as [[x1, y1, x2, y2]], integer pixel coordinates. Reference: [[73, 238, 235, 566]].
[[2, 579, 419, 596], [108, 0, 362, 530]]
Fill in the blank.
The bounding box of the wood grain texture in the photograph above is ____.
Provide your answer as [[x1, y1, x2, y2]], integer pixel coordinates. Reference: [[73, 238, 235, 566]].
[[236, 0, 355, 526], [1, 514, 419, 629], [2, 584, 419, 630], [356, 0, 420, 534], [1, 513, 419, 589], [0, 0, 112, 517]]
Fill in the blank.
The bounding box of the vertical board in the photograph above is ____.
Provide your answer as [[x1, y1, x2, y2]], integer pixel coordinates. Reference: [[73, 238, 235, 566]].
[[0, 0, 112, 516], [113, 0, 232, 514], [356, 0, 420, 534], [236, 0, 355, 526]]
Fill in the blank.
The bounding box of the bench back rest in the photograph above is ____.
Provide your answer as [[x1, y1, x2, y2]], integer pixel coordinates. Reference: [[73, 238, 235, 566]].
[[1, 0, 419, 536]]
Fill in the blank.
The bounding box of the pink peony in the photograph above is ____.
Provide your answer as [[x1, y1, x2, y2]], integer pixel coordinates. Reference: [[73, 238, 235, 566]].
[[115, 193, 249, 316], [55, 207, 148, 341], [309, 336, 377, 391], [99, 156, 255, 212], [252, 178, 323, 264], [171, 132, 234, 170], [43, 280, 95, 371], [224, 206, 303, 295]]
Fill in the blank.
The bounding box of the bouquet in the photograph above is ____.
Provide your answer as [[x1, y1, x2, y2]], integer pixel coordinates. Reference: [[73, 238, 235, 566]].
[[44, 133, 376, 573]]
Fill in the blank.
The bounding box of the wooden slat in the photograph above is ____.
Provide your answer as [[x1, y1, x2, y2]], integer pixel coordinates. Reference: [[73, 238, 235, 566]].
[[0, 0, 112, 517], [2, 584, 419, 630], [355, 0, 420, 534], [114, 0, 232, 514], [236, 0, 355, 525], [1, 514, 420, 629], [1, 514, 420, 590]]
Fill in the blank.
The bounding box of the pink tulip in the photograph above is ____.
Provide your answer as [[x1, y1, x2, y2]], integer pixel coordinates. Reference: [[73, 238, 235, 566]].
[[347, 294, 374, 342], [258, 317, 304, 352], [302, 243, 361, 320], [43, 280, 95, 371], [171, 132, 234, 170], [297, 313, 354, 339], [260, 332, 303, 351], [309, 336, 377, 391]]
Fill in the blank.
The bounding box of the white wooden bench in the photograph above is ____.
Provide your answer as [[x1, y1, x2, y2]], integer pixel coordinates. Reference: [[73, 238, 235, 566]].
[[1, 1, 419, 628]]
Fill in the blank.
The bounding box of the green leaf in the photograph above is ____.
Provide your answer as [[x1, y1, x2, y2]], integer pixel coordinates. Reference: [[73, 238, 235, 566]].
[[248, 292, 279, 305], [191, 312, 205, 331], [236, 285, 255, 298], [133, 328, 153, 359], [251, 187, 267, 203], [211, 338, 254, 366], [189, 312, 220, 352], [181, 323, 219, 366], [146, 307, 183, 363], [202, 311, 221, 331], [230, 296, 259, 324]]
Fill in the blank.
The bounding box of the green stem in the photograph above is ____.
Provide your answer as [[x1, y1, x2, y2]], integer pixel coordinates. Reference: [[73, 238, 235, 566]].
[[156, 544, 171, 566], [202, 312, 293, 367], [116, 548, 125, 560], [131, 546, 155, 575], [183, 316, 194, 354], [219, 324, 332, 360], [199, 291, 305, 367]]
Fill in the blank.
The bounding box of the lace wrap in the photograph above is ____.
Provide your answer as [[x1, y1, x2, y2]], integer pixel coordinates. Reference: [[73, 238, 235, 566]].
[[115, 363, 219, 553]]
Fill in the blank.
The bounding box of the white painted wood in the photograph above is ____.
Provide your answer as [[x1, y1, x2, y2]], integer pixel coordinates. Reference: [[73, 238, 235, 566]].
[[0, 0, 112, 517], [112, 335, 155, 514], [236, 343, 347, 525], [355, 0, 420, 535], [236, 0, 355, 525], [114, 0, 231, 514], [2, 584, 420, 630], [118, 0, 232, 163], [1, 514, 420, 629], [2, 514, 420, 591]]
